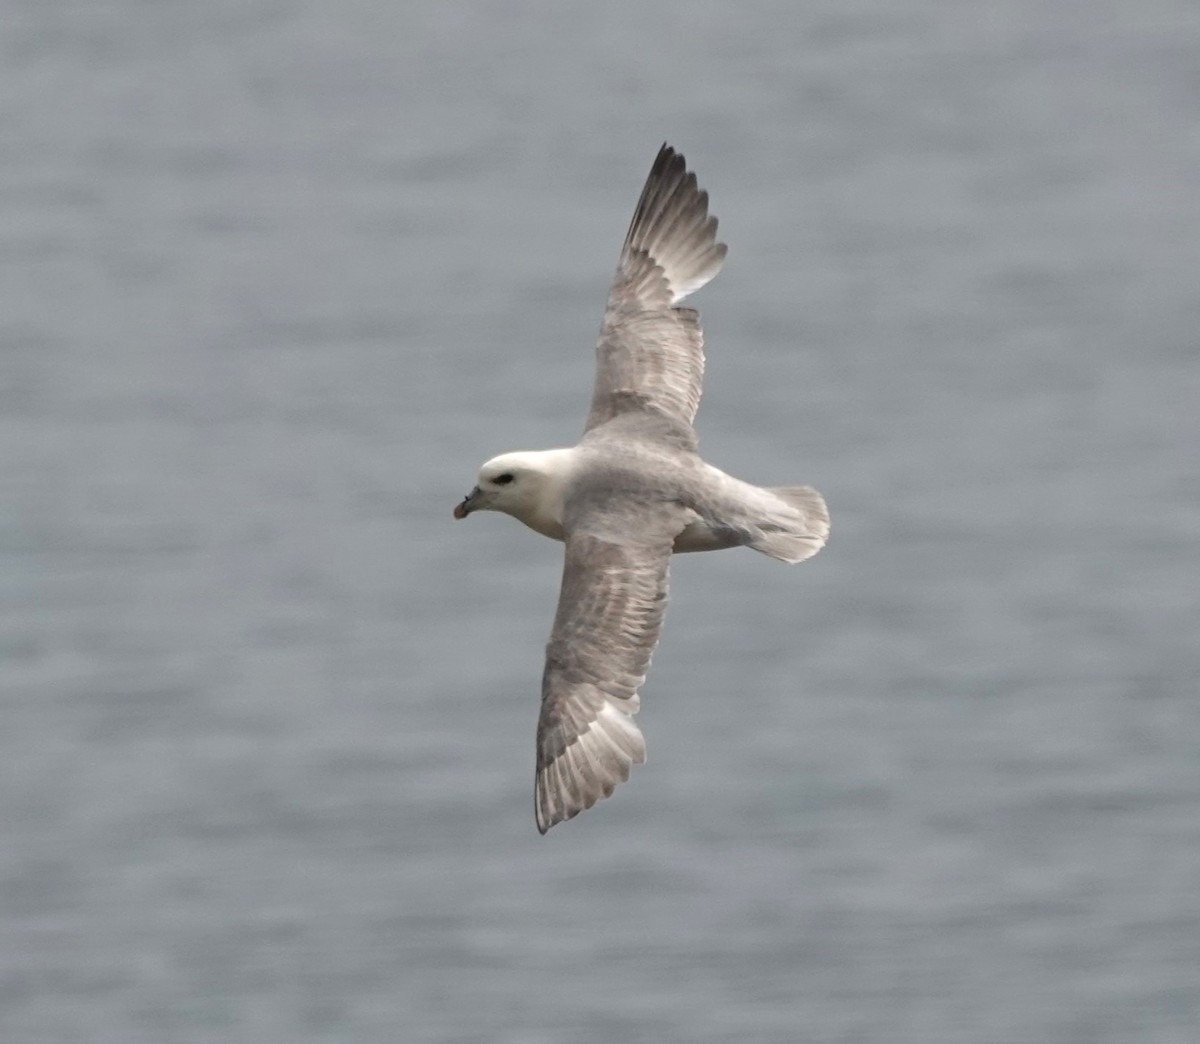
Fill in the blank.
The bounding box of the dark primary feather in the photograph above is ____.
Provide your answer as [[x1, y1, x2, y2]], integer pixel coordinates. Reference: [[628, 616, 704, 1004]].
[[585, 144, 727, 433]]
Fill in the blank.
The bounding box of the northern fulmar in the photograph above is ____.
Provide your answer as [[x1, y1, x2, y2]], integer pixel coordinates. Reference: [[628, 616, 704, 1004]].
[[454, 144, 829, 833]]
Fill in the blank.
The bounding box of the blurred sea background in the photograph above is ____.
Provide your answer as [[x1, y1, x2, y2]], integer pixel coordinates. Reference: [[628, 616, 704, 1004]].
[[4, 1, 1199, 1041]]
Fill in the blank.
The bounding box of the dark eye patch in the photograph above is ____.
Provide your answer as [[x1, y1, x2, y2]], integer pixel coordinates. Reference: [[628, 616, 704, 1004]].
[[495, 473, 515, 485]]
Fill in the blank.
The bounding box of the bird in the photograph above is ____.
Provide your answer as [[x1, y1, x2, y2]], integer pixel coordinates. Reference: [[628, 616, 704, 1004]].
[[453, 144, 829, 833]]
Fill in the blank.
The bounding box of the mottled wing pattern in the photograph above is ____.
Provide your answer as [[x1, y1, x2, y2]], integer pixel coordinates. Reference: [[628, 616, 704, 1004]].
[[585, 144, 727, 433], [534, 497, 690, 833]]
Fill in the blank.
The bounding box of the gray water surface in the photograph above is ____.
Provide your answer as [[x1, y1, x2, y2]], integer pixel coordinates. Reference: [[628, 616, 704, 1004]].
[[4, 2, 1199, 1041]]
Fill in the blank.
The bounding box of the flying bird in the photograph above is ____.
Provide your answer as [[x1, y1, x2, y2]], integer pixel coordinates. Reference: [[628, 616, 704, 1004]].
[[454, 144, 829, 833]]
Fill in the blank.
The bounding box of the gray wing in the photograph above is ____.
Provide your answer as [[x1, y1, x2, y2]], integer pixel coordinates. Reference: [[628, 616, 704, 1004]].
[[534, 498, 691, 833], [584, 144, 727, 433]]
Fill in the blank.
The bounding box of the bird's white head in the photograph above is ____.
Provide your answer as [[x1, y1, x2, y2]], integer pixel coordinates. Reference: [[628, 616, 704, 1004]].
[[452, 449, 574, 539]]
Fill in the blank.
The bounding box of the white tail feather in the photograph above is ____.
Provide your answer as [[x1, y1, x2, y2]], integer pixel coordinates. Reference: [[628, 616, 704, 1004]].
[[748, 485, 830, 564]]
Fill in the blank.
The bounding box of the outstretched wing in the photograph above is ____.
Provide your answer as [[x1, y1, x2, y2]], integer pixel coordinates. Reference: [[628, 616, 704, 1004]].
[[534, 498, 690, 833], [585, 144, 727, 433]]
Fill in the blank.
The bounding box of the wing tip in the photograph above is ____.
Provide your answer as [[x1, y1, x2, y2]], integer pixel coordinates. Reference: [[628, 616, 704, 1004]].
[[534, 703, 648, 833], [620, 143, 727, 304]]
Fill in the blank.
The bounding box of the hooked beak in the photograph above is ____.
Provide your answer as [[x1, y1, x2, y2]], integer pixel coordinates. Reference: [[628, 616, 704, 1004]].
[[453, 485, 483, 520]]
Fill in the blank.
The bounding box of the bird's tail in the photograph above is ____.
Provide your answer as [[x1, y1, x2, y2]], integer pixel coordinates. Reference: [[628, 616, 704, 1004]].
[[747, 485, 830, 564]]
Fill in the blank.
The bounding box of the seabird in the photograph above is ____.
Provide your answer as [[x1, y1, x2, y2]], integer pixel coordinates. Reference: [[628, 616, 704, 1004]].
[[454, 144, 829, 832]]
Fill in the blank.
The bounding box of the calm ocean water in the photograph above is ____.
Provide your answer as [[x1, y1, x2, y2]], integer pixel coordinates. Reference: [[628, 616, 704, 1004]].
[[3, 1, 1199, 1040]]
